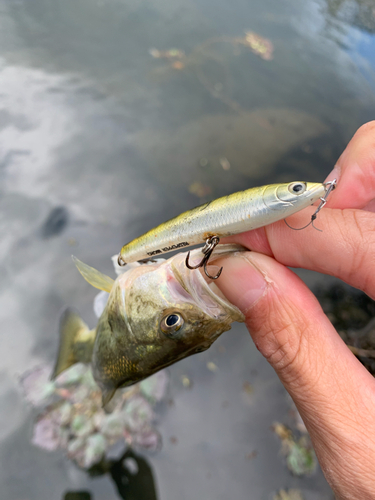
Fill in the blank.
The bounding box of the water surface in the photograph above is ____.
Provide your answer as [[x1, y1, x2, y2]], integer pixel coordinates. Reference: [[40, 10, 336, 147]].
[[1, 0, 375, 498]]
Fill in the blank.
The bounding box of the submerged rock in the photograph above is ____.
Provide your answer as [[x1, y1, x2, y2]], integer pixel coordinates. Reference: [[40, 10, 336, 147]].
[[272, 422, 317, 477], [21, 363, 168, 469], [315, 283, 375, 375]]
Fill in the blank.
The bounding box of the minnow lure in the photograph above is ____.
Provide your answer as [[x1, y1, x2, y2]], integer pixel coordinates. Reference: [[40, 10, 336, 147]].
[[118, 180, 336, 279]]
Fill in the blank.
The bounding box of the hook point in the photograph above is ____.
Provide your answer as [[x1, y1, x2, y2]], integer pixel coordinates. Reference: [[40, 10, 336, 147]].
[[185, 235, 222, 279]]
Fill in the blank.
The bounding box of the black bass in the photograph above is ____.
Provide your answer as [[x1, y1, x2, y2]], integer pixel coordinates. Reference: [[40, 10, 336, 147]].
[[52, 245, 245, 406]]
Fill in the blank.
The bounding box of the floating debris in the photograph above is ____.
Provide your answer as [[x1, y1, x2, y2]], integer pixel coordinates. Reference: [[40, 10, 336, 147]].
[[243, 31, 274, 60], [149, 48, 185, 60], [171, 61, 185, 70], [219, 156, 231, 170], [242, 381, 253, 395], [149, 48, 161, 58], [245, 450, 258, 460], [286, 439, 316, 476], [206, 361, 218, 372], [21, 364, 168, 469], [148, 32, 273, 113], [181, 375, 192, 388], [199, 157, 209, 167], [272, 422, 317, 476], [188, 181, 212, 198], [273, 489, 305, 500], [273, 422, 292, 441]]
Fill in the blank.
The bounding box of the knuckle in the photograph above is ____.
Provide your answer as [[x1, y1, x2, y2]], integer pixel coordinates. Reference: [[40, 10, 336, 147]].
[[340, 210, 375, 295], [247, 291, 313, 382], [344, 122, 375, 196]]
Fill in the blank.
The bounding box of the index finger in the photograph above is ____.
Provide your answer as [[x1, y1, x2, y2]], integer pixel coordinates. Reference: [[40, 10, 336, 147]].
[[324, 120, 375, 210], [223, 121, 375, 295]]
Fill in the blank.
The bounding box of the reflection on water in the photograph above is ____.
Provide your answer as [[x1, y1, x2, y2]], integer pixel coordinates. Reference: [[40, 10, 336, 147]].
[[1, 0, 375, 498], [149, 32, 274, 113], [133, 108, 330, 204], [326, 0, 375, 33]]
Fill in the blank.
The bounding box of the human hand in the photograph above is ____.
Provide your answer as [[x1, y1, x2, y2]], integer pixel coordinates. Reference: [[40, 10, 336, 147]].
[[216, 121, 375, 500]]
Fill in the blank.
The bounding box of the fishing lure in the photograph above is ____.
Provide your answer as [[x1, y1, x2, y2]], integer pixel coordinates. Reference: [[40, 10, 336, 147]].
[[118, 180, 336, 279]]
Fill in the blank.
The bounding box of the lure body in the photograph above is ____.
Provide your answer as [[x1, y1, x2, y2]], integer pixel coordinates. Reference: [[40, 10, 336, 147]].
[[119, 181, 327, 264]]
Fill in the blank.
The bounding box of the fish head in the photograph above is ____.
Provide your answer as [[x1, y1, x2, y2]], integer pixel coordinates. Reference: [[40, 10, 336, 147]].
[[92, 246, 244, 400]]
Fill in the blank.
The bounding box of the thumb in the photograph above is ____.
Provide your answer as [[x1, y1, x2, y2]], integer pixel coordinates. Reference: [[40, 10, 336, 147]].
[[215, 251, 375, 498], [215, 251, 375, 412]]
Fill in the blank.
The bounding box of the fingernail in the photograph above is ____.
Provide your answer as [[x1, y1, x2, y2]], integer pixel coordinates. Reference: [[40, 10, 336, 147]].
[[216, 253, 267, 313], [324, 164, 341, 184]]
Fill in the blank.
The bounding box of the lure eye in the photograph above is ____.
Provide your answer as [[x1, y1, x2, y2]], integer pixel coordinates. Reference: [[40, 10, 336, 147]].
[[288, 182, 307, 195], [160, 313, 184, 336]]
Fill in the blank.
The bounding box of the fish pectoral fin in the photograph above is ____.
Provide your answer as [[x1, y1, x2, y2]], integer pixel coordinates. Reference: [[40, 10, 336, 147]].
[[72, 255, 114, 293], [52, 308, 95, 379], [101, 387, 117, 409]]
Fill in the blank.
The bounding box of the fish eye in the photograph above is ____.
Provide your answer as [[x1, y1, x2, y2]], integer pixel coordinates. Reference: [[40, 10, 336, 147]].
[[288, 182, 307, 195], [160, 313, 184, 336]]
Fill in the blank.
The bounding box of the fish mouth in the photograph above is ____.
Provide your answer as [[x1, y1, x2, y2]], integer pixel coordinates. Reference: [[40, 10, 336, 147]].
[[169, 245, 245, 323], [114, 245, 245, 323]]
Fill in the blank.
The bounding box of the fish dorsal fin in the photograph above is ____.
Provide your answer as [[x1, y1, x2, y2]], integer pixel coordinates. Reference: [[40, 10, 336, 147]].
[[72, 255, 114, 293]]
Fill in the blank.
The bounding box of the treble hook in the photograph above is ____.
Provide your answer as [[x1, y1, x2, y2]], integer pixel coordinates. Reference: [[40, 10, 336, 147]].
[[118, 254, 126, 266], [185, 235, 223, 279], [284, 178, 337, 231]]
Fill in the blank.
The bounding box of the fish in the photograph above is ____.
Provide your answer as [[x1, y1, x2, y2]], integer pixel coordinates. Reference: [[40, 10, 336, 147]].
[[52, 245, 246, 406], [118, 181, 328, 265]]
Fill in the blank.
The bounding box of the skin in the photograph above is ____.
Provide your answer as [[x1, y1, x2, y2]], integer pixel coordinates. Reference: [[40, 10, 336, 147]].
[[215, 121, 375, 500]]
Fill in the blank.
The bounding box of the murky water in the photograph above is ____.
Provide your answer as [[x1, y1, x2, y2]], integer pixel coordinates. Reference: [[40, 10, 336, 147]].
[[1, 0, 374, 498]]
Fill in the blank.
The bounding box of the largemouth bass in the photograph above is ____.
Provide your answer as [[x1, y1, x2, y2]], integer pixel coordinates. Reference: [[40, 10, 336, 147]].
[[118, 181, 328, 265], [52, 245, 245, 406]]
